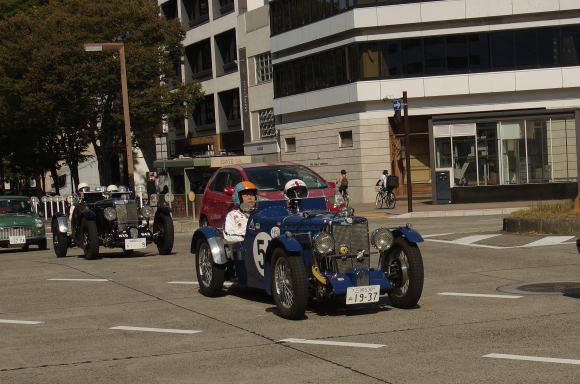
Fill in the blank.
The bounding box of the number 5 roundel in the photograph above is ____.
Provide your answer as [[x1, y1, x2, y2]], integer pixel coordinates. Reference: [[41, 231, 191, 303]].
[[252, 232, 271, 276]]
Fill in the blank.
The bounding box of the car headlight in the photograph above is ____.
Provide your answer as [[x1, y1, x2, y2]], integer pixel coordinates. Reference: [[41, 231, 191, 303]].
[[313, 232, 334, 255], [140, 205, 155, 219], [104, 207, 117, 221], [164, 192, 174, 203], [34, 218, 43, 228], [370, 228, 394, 251]]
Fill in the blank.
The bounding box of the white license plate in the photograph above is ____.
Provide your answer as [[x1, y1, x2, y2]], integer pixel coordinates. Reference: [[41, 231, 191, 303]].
[[9, 235, 26, 245], [124, 238, 146, 250], [345, 285, 380, 305]]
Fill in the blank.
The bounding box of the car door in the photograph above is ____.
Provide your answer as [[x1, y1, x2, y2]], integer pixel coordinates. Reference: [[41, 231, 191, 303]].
[[205, 169, 242, 227]]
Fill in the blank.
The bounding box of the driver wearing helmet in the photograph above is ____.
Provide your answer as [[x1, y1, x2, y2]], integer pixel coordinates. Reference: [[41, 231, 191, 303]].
[[106, 184, 119, 192], [70, 182, 90, 221], [284, 179, 308, 210], [224, 181, 258, 242]]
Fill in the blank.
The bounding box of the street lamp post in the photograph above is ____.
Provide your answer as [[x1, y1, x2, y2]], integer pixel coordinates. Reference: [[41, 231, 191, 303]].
[[83, 42, 134, 190]]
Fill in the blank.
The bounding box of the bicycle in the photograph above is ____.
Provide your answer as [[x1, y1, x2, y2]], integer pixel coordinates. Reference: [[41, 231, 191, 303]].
[[375, 187, 396, 209], [338, 187, 350, 207]]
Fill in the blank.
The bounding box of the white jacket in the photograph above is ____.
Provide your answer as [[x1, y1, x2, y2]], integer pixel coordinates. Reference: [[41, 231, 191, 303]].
[[224, 208, 249, 242]]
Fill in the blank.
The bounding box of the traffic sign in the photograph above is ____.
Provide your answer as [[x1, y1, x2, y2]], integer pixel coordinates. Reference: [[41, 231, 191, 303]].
[[392, 99, 402, 111]]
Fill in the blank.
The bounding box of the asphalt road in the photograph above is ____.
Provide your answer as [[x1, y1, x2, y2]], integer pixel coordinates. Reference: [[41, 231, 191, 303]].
[[1, 216, 579, 384]]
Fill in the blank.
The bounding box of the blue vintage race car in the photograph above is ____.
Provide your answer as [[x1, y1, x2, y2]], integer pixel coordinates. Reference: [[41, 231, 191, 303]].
[[190, 196, 424, 320]]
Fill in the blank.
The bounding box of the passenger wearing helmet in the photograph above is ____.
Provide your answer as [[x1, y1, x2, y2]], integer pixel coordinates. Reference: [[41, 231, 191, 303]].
[[284, 179, 308, 211], [224, 181, 258, 242]]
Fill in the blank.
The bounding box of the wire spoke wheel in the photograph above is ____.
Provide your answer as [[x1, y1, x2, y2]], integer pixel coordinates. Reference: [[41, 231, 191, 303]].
[[195, 238, 225, 297], [383, 238, 424, 309], [271, 249, 308, 319], [274, 258, 294, 309], [198, 242, 213, 287]]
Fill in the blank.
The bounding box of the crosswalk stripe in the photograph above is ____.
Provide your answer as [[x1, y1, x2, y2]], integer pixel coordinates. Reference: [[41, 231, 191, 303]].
[[439, 292, 522, 299], [0, 319, 44, 325], [452, 234, 502, 244], [280, 338, 384, 349], [169, 281, 233, 287], [484, 353, 580, 365], [522, 236, 574, 247], [110, 326, 201, 334]]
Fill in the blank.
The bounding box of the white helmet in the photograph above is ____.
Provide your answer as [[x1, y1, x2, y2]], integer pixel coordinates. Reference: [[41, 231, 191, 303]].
[[284, 179, 308, 200], [77, 182, 89, 192], [107, 184, 119, 192]]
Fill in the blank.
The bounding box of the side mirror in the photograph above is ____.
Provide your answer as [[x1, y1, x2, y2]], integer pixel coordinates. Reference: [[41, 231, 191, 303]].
[[224, 186, 235, 196], [327, 181, 336, 188]]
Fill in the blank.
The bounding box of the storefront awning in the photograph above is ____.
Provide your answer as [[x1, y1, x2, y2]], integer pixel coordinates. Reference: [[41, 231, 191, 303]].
[[153, 157, 209, 169]]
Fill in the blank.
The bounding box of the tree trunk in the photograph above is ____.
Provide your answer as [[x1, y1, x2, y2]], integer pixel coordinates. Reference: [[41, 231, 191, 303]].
[[69, 161, 79, 193], [0, 161, 4, 195], [49, 165, 60, 195]]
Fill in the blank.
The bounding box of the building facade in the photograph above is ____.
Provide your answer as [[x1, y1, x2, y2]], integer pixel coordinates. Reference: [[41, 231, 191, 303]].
[[271, 0, 580, 203]]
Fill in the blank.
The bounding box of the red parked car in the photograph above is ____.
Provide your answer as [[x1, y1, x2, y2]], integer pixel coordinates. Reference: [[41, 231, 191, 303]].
[[199, 162, 339, 227]]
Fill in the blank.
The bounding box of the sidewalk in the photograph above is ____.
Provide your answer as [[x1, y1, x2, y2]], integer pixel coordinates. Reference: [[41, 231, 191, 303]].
[[172, 198, 537, 233]]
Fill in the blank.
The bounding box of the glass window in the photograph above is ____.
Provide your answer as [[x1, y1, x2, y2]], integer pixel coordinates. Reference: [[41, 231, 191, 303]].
[[452, 136, 478, 186], [245, 165, 328, 192], [537, 28, 559, 66], [476, 123, 499, 185], [259, 109, 276, 138], [435, 138, 452, 168], [469, 33, 490, 72], [446, 35, 468, 72], [561, 25, 580, 65], [339, 131, 353, 147], [491, 31, 515, 70], [499, 121, 526, 184], [285, 137, 296, 152], [360, 43, 380, 79], [256, 52, 273, 84], [210, 171, 228, 192], [515, 29, 537, 68], [424, 37, 445, 75], [383, 41, 401, 76], [402, 38, 423, 75], [549, 119, 577, 181], [525, 119, 550, 183]]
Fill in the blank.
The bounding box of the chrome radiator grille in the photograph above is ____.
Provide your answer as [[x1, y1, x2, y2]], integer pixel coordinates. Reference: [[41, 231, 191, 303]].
[[0, 226, 34, 240], [331, 220, 370, 255], [115, 202, 139, 229]]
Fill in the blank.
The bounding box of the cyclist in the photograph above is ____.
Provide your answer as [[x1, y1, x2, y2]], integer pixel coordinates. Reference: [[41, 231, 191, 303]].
[[376, 170, 389, 193]]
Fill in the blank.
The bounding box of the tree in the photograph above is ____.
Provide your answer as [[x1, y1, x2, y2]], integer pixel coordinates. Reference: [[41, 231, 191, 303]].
[[0, 0, 203, 190]]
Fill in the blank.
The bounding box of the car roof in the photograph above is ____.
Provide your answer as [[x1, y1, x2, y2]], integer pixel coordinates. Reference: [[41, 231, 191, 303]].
[[0, 195, 29, 200], [222, 162, 306, 171]]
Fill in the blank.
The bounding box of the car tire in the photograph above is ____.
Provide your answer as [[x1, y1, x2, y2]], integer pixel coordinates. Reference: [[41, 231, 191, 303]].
[[271, 248, 308, 320], [383, 237, 424, 309], [199, 216, 208, 227], [195, 238, 225, 297], [155, 214, 174, 255], [52, 222, 68, 258], [38, 238, 48, 251], [80, 219, 100, 260]]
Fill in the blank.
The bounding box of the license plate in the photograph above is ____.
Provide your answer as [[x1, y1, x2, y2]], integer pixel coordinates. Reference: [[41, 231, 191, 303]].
[[124, 238, 146, 250], [9, 235, 26, 245], [345, 285, 380, 305]]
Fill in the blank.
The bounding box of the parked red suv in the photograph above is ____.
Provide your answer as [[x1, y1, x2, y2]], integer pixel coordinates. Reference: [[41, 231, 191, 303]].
[[199, 162, 339, 227]]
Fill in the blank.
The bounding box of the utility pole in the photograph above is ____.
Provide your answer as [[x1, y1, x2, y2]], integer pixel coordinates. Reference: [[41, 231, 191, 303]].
[[403, 91, 413, 213]]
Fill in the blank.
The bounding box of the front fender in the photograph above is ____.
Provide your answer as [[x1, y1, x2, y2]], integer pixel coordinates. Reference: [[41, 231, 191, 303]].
[[51, 213, 68, 233], [392, 227, 424, 243], [190, 227, 227, 265], [263, 235, 304, 296]]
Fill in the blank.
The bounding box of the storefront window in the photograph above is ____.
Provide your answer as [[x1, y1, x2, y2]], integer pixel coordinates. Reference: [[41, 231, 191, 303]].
[[452, 136, 477, 186], [435, 138, 451, 168], [477, 123, 499, 185], [500, 121, 526, 184], [526, 119, 550, 183]]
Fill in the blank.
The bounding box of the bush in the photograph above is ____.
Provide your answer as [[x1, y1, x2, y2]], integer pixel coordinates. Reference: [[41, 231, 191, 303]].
[[510, 199, 580, 218]]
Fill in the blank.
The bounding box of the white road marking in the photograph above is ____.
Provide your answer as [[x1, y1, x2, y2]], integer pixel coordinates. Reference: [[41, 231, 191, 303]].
[[439, 292, 522, 299], [484, 353, 580, 365], [0, 319, 44, 325], [48, 278, 109, 282], [452, 234, 502, 245], [280, 338, 384, 349], [168, 281, 233, 287], [422, 233, 455, 238], [522, 236, 574, 247], [110, 326, 201, 334]]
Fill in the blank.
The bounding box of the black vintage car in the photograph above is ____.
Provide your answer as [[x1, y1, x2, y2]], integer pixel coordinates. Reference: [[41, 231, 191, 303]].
[[51, 189, 174, 259]]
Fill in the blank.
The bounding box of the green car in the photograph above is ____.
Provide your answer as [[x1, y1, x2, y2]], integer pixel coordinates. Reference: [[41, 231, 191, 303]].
[[0, 196, 47, 250]]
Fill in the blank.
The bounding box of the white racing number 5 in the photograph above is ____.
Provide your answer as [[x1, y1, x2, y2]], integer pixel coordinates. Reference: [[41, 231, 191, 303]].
[[252, 232, 272, 276]]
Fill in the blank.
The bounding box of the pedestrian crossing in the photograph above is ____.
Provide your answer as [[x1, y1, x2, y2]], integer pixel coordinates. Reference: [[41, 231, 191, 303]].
[[424, 233, 575, 249]]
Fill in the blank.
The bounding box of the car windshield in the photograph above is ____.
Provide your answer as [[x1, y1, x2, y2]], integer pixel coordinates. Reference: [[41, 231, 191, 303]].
[[245, 165, 328, 192], [0, 199, 33, 214]]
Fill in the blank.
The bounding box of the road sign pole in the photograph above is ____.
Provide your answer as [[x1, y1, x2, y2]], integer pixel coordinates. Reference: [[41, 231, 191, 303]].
[[403, 91, 413, 213]]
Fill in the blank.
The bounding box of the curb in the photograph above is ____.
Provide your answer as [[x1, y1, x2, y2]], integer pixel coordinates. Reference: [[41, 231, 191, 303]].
[[174, 220, 198, 234], [504, 216, 580, 235], [391, 208, 522, 219]]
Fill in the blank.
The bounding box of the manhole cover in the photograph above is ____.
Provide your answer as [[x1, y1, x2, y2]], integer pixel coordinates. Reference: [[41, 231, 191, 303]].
[[498, 281, 580, 296]]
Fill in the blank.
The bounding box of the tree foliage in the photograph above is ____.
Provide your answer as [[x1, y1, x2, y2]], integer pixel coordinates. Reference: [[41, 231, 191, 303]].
[[0, 0, 203, 190]]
